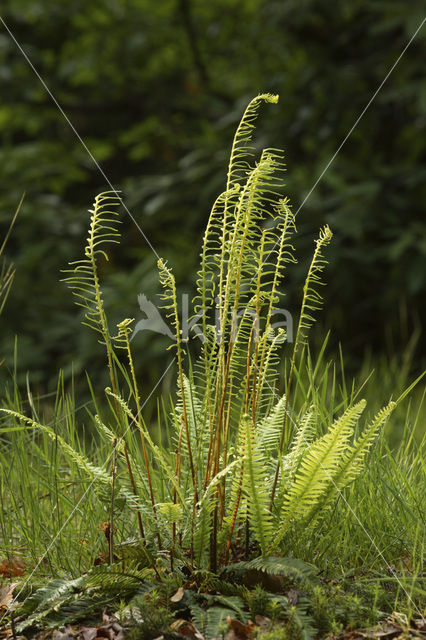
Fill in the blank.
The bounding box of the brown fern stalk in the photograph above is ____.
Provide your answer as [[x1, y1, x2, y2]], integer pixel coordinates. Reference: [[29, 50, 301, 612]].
[[116, 320, 161, 547]]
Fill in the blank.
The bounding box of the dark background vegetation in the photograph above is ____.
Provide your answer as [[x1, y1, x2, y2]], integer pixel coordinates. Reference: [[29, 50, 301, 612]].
[[0, 0, 425, 398]]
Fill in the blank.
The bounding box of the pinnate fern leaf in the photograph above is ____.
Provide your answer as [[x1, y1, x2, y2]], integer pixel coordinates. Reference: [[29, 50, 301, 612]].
[[242, 416, 274, 553]]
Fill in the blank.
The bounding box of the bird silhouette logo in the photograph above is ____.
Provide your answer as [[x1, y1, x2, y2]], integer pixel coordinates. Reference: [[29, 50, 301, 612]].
[[131, 294, 174, 341]]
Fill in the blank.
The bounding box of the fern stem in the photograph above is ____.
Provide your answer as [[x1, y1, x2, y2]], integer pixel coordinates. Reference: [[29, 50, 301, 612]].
[[109, 438, 117, 564], [224, 447, 245, 563], [120, 323, 161, 547], [85, 196, 147, 542]]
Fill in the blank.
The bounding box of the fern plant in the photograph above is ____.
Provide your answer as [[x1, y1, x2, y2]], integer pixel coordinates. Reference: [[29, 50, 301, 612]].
[[1, 94, 396, 577]]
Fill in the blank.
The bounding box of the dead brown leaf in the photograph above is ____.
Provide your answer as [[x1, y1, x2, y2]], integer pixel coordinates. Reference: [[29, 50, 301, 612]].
[[77, 612, 126, 640], [0, 583, 18, 610], [52, 627, 77, 640], [170, 619, 204, 640], [0, 557, 25, 578], [78, 628, 97, 640], [226, 617, 255, 640], [95, 627, 114, 639]]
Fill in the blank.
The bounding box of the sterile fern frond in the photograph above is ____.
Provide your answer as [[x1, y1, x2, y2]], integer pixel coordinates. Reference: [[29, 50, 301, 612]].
[[16, 566, 152, 632], [0, 408, 111, 485], [303, 401, 397, 529], [222, 555, 317, 586], [272, 400, 367, 548], [285, 408, 317, 481], [335, 400, 396, 489], [258, 395, 287, 456], [284, 401, 366, 513], [242, 416, 274, 554]]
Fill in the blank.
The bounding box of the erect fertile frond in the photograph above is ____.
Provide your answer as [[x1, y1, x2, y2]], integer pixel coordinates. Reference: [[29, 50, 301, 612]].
[[113, 318, 135, 350], [62, 191, 121, 339], [226, 94, 279, 192], [157, 258, 181, 347], [294, 225, 333, 354]]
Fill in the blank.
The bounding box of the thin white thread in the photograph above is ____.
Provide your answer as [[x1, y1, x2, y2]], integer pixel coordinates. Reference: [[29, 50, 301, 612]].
[[263, 377, 422, 617], [261, 15, 426, 262], [0, 16, 160, 261], [0, 357, 175, 614], [293, 15, 426, 220], [0, 7, 423, 624]]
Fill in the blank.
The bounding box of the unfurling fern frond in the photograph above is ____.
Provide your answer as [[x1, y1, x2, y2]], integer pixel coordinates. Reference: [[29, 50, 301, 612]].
[[226, 93, 279, 192], [62, 191, 121, 340], [295, 224, 333, 353]]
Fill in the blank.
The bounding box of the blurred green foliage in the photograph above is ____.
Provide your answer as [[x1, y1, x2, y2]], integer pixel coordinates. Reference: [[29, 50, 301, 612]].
[[0, 0, 425, 394]]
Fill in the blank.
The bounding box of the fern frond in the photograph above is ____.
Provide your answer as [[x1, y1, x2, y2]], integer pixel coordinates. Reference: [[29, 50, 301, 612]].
[[0, 408, 111, 485], [221, 555, 317, 586], [158, 260, 197, 501], [16, 566, 152, 632], [272, 400, 367, 548], [242, 416, 274, 554], [303, 401, 397, 529], [294, 225, 333, 352], [190, 604, 239, 639], [336, 400, 396, 488], [226, 94, 279, 192], [258, 395, 287, 456], [285, 408, 317, 481], [62, 191, 121, 339]]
